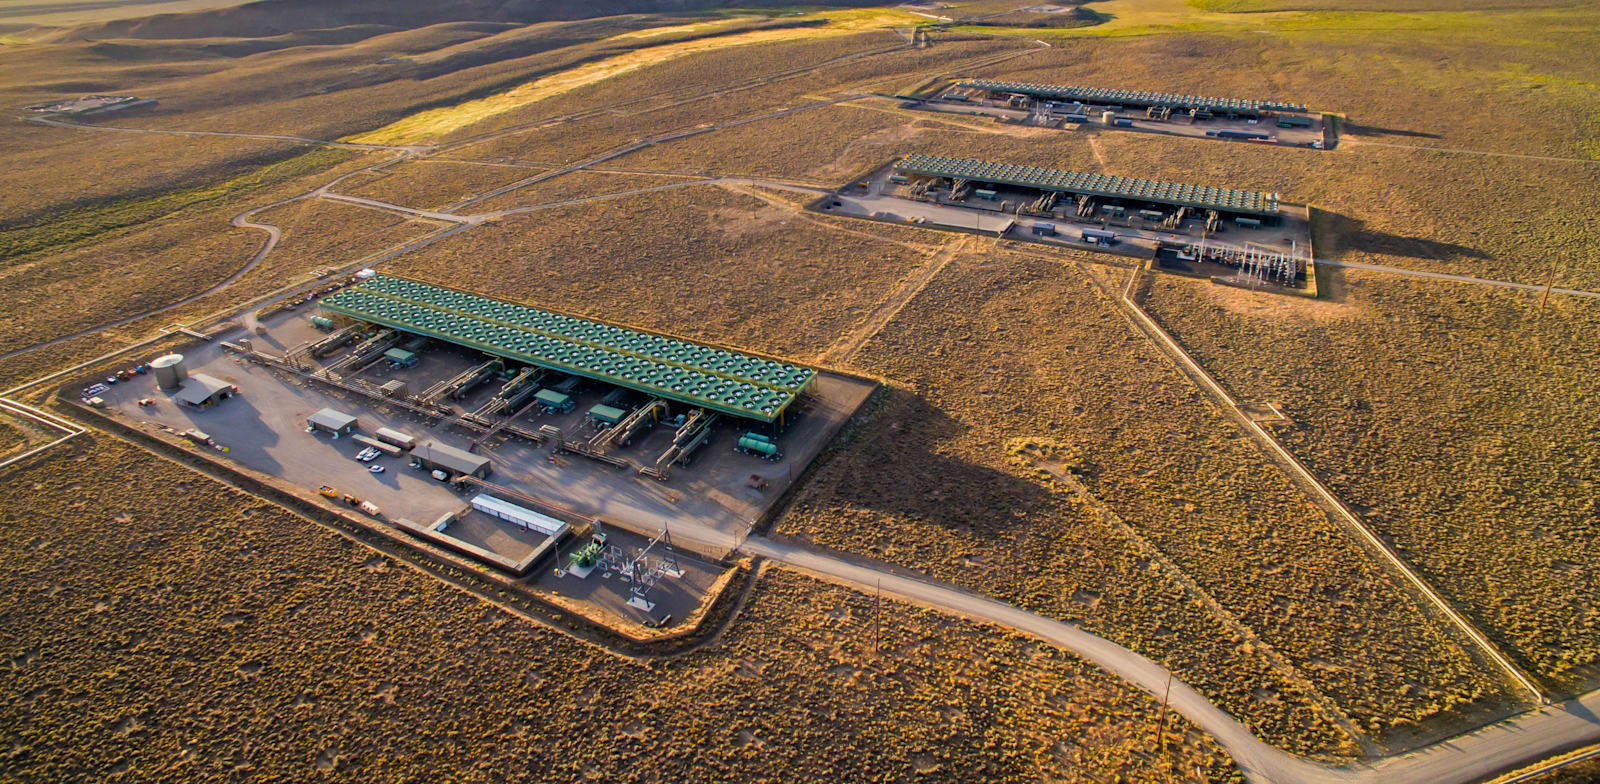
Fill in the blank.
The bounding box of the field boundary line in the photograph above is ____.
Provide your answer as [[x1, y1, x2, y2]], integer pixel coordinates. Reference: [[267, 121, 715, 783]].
[[0, 397, 85, 471], [1342, 138, 1600, 166], [1484, 742, 1600, 783], [1032, 458, 1375, 755], [1093, 264, 1544, 703], [1316, 258, 1600, 299], [815, 235, 970, 365]]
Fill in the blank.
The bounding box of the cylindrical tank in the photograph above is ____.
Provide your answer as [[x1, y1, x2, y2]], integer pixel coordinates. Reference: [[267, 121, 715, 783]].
[[1101, 111, 1116, 124], [151, 353, 187, 391], [739, 436, 777, 456]]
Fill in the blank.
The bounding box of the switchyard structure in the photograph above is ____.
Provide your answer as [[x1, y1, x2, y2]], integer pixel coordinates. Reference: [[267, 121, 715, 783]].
[[319, 275, 814, 425], [952, 79, 1309, 119]]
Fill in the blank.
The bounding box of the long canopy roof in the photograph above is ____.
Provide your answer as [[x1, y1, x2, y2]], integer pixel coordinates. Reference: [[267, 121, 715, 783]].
[[955, 79, 1308, 114], [894, 153, 1280, 216], [320, 275, 813, 422]]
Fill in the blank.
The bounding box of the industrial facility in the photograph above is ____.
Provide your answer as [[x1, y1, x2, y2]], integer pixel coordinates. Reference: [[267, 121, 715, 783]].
[[79, 267, 871, 600], [818, 154, 1311, 289], [912, 78, 1326, 148], [894, 153, 1283, 225], [305, 274, 819, 480], [952, 79, 1309, 120]]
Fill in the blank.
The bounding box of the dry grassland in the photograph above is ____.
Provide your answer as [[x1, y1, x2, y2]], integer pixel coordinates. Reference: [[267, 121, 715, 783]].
[[2, 17, 683, 142], [0, 152, 389, 358], [333, 160, 541, 211], [0, 439, 1238, 783], [0, 126, 305, 227], [387, 185, 941, 361], [1140, 271, 1600, 694], [1080, 129, 1600, 288], [620, 101, 1104, 183], [781, 249, 1523, 751], [466, 170, 688, 214], [1518, 754, 1600, 783], [1191, 0, 1587, 11], [0, 207, 261, 357], [0, 333, 118, 392], [969, 13, 1600, 158], [447, 34, 1023, 162], [0, 414, 38, 459], [224, 198, 435, 290], [347, 15, 915, 145]]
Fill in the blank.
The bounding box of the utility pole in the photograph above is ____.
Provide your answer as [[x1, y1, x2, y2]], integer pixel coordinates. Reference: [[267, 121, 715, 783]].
[[1540, 255, 1560, 310], [873, 578, 882, 659], [1155, 672, 1173, 764]]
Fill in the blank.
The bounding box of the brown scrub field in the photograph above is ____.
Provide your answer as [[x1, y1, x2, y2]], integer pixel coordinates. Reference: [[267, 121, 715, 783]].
[[331, 159, 544, 212], [1139, 271, 1600, 695], [0, 152, 420, 359], [385, 184, 944, 361], [955, 14, 1600, 286], [3, 0, 1599, 777], [617, 100, 1106, 183], [0, 439, 1238, 783], [780, 248, 1522, 753], [460, 170, 689, 215]]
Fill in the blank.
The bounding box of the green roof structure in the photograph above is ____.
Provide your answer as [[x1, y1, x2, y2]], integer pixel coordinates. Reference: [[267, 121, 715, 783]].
[[320, 275, 814, 422], [894, 153, 1280, 216], [955, 79, 1308, 114]]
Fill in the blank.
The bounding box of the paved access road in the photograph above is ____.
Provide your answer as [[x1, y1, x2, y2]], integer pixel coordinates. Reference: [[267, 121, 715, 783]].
[[744, 536, 1600, 784]]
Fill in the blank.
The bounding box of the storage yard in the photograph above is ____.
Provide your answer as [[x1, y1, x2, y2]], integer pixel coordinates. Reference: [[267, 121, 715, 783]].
[[82, 277, 872, 622], [909, 78, 1328, 149], [820, 153, 1314, 290]]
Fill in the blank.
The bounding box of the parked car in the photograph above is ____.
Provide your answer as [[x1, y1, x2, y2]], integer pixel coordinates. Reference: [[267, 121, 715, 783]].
[[137, 398, 154, 407], [368, 465, 385, 474], [355, 447, 380, 462]]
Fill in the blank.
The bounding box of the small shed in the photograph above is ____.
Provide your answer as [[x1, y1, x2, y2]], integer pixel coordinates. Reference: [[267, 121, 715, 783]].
[[307, 407, 358, 436], [535, 389, 573, 413], [172, 374, 234, 408], [588, 403, 626, 427], [374, 427, 415, 450], [384, 348, 418, 368], [412, 441, 491, 478]]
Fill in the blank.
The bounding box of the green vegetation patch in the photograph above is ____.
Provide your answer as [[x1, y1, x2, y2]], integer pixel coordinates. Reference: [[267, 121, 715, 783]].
[[0, 147, 354, 268]]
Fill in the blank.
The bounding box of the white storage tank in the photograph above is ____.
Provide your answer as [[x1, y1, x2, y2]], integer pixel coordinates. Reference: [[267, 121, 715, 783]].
[[151, 353, 187, 391], [1101, 110, 1116, 124]]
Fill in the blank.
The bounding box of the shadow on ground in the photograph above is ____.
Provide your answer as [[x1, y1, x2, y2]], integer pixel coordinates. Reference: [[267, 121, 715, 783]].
[[1316, 209, 1487, 261], [788, 387, 1057, 537], [1342, 121, 1441, 140]]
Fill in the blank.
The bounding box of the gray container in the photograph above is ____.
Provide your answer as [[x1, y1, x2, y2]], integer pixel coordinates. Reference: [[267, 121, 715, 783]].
[[151, 353, 187, 391]]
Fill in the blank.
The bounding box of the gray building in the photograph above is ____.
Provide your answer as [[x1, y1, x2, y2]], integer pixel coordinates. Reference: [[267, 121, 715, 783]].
[[307, 408, 358, 436], [172, 374, 235, 408], [411, 441, 491, 479]]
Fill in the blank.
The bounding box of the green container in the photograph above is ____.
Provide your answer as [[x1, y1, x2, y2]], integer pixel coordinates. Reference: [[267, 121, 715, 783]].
[[739, 436, 778, 456]]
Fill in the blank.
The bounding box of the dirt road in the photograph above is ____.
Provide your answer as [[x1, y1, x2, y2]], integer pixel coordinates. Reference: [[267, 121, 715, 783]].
[[745, 535, 1600, 784]]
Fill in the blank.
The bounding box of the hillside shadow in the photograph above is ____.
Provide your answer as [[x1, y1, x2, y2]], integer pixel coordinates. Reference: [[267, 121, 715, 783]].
[[1341, 121, 1441, 140], [796, 387, 1058, 538], [1316, 209, 1487, 260]]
